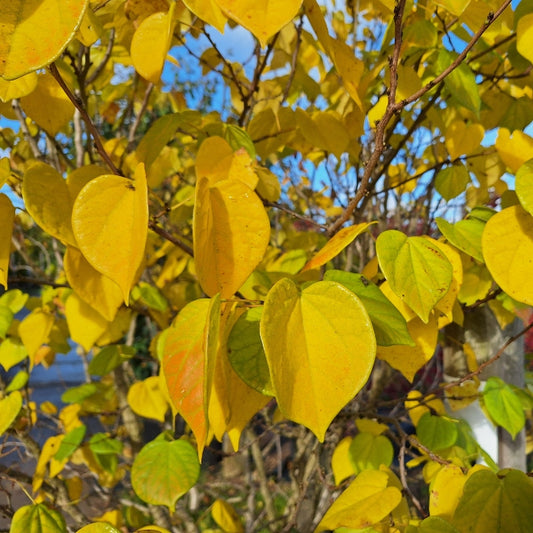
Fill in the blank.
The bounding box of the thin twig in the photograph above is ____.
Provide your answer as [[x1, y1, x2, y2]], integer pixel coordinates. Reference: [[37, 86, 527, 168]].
[[11, 100, 42, 160], [49, 63, 123, 176], [149, 220, 194, 257]]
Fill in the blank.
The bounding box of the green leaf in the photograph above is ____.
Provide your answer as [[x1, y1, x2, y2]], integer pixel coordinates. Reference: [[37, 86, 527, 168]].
[[452, 469, 533, 533], [324, 270, 414, 346], [132, 282, 169, 312], [5, 370, 29, 392], [416, 413, 458, 451], [261, 278, 376, 441], [88, 345, 135, 376], [10, 503, 66, 533], [0, 289, 28, 313], [349, 432, 394, 474], [89, 433, 123, 474], [434, 163, 471, 201], [516, 158, 533, 216], [419, 516, 460, 533], [436, 217, 485, 263], [54, 425, 86, 461], [482, 377, 525, 438], [438, 50, 481, 114], [76, 523, 122, 533], [0, 304, 13, 338], [224, 124, 256, 158], [131, 438, 200, 509], [227, 306, 274, 396], [0, 390, 22, 437], [376, 231, 453, 323], [61, 383, 98, 403]]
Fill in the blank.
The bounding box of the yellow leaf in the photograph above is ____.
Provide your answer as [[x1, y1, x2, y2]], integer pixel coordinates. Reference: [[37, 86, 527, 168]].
[[482, 205, 533, 305], [130, 4, 176, 84], [332, 436, 356, 485], [0, 194, 14, 289], [445, 120, 484, 160], [33, 434, 67, 493], [72, 163, 148, 305], [18, 309, 54, 364], [377, 313, 438, 382], [495, 128, 533, 174], [0, 391, 22, 437], [446, 379, 480, 411], [302, 222, 375, 272], [19, 71, 74, 134], [314, 469, 402, 532], [215, 0, 303, 47], [517, 13, 533, 65], [211, 499, 244, 533], [0, 72, 37, 102], [261, 279, 376, 441], [355, 419, 389, 436], [195, 136, 234, 184], [65, 293, 109, 352], [23, 162, 76, 246], [162, 297, 220, 457], [429, 465, 467, 520], [183, 0, 227, 33], [127, 376, 169, 423], [0, 0, 88, 80], [64, 246, 123, 322], [193, 176, 270, 298], [405, 391, 446, 426], [66, 164, 107, 202]]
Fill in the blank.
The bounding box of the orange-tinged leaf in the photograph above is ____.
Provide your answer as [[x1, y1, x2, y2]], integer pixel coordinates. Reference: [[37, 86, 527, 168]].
[[127, 376, 169, 423], [72, 163, 148, 305], [65, 293, 109, 352], [193, 176, 270, 298], [20, 71, 74, 134], [0, 391, 22, 437], [0, 0, 88, 80], [18, 309, 54, 364], [23, 162, 76, 246], [261, 279, 376, 441], [183, 0, 227, 33], [482, 205, 533, 305], [64, 246, 123, 322], [130, 5, 176, 84], [314, 469, 402, 532], [303, 222, 375, 272], [0, 194, 14, 289], [162, 297, 220, 457], [211, 499, 244, 533], [215, 0, 303, 47], [377, 313, 439, 382], [332, 436, 356, 485]]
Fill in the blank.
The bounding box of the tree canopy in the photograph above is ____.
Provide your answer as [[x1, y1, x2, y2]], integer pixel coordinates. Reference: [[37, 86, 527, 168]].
[[1, 0, 533, 531]]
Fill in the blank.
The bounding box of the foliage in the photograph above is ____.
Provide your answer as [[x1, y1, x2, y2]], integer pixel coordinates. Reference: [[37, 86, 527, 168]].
[[1, 0, 533, 531]]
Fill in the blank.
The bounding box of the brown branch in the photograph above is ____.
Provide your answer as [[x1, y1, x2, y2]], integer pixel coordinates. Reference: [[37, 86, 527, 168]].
[[48, 63, 123, 176], [149, 220, 194, 257], [127, 82, 154, 148], [11, 100, 42, 160], [281, 17, 304, 104]]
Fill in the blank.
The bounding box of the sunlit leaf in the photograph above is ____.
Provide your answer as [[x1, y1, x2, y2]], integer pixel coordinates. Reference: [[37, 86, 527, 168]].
[[22, 162, 76, 246], [516, 13, 533, 65], [0, 338, 28, 372], [303, 222, 374, 272], [5, 370, 29, 392], [495, 128, 533, 173], [332, 437, 356, 485], [436, 217, 485, 264], [10, 503, 66, 533], [130, 4, 176, 84], [183, 0, 227, 33], [54, 425, 86, 461], [515, 158, 533, 216], [324, 270, 414, 346], [482, 376, 525, 439], [162, 297, 220, 457], [314, 470, 402, 532], [72, 163, 148, 305], [211, 499, 244, 533], [452, 469, 533, 533], [214, 0, 303, 47], [0, 0, 88, 80], [482, 205, 533, 305], [0, 391, 22, 437], [376, 231, 453, 323], [64, 246, 123, 322], [445, 120, 484, 160], [435, 163, 471, 201], [127, 376, 169, 423], [131, 438, 200, 509], [0, 193, 14, 289], [429, 465, 467, 520], [77, 523, 121, 533], [0, 72, 37, 102], [261, 279, 376, 441], [19, 309, 54, 362], [349, 432, 394, 474], [193, 176, 270, 298]]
